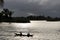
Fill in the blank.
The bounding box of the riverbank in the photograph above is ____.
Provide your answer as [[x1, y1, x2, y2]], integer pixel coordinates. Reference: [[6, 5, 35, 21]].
[[0, 17, 60, 23]]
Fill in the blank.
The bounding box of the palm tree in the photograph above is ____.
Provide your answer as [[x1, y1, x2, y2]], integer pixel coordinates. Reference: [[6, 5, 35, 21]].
[[0, 8, 14, 18]]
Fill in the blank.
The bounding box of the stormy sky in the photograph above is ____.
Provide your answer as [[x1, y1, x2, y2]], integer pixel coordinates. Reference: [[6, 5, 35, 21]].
[[1, 0, 60, 17]]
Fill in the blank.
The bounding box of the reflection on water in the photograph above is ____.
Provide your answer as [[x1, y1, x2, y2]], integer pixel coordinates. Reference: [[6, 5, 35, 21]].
[[0, 21, 60, 40]]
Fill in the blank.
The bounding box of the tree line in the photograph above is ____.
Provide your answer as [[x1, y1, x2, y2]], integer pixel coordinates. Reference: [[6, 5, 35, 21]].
[[0, 8, 60, 23]]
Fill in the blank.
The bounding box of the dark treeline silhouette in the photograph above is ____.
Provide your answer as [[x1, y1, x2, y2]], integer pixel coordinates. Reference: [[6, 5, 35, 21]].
[[12, 15, 60, 22], [0, 8, 30, 23], [27, 15, 46, 20], [46, 16, 60, 21], [12, 17, 30, 23], [0, 8, 60, 23], [27, 15, 60, 21]]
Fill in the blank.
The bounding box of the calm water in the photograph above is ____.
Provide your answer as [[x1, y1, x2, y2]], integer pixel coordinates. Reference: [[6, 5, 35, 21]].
[[0, 0, 60, 40], [0, 21, 60, 40]]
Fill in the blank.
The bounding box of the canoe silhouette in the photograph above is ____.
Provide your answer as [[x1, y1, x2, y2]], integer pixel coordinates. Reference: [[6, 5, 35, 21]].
[[15, 32, 33, 37]]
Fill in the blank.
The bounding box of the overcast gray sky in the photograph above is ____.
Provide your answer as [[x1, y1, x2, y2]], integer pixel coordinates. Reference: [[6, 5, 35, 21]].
[[1, 0, 60, 17]]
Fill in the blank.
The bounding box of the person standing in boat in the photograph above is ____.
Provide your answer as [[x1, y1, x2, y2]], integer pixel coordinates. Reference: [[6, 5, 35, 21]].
[[27, 33, 30, 37], [20, 32, 22, 36]]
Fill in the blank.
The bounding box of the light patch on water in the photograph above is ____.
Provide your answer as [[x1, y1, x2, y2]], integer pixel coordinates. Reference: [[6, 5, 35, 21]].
[[30, 21, 60, 30], [11, 23, 30, 28], [0, 21, 60, 40]]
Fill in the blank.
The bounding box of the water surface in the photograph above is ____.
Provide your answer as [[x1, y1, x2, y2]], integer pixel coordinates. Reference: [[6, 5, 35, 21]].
[[0, 21, 60, 40]]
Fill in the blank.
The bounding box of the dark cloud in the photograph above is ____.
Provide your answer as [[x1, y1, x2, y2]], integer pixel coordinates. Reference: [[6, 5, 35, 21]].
[[3, 0, 60, 17]]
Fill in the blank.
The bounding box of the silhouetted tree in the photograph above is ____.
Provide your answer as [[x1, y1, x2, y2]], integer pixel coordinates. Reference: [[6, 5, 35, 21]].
[[0, 8, 14, 18]]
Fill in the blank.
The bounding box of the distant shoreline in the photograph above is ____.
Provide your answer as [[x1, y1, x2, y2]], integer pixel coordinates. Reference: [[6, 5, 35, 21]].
[[0, 17, 60, 23], [0, 8, 60, 23]]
